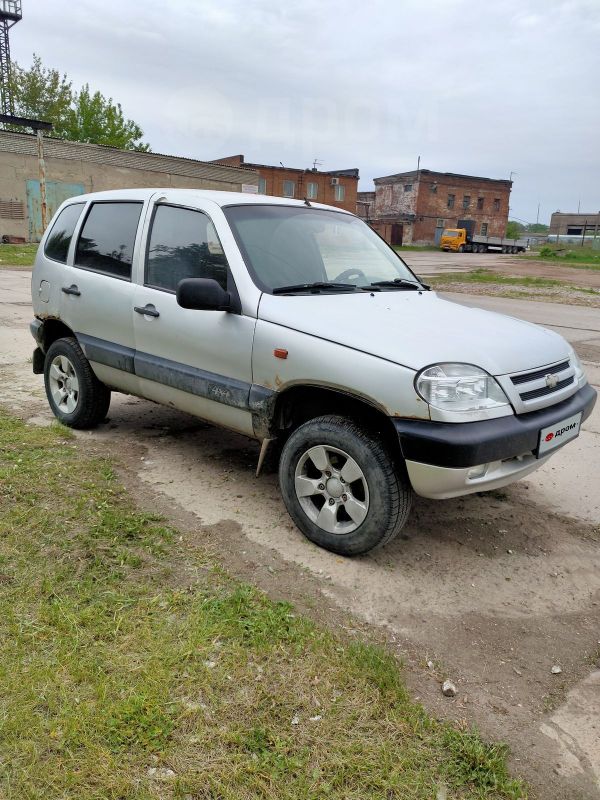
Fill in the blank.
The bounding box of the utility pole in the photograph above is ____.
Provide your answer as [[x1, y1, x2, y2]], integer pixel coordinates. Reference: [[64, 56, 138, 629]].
[[536, 202, 540, 226], [0, 2, 54, 236], [1, 113, 53, 232]]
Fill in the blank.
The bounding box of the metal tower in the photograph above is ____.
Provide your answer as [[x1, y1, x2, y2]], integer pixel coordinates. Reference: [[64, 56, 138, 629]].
[[0, 0, 21, 115]]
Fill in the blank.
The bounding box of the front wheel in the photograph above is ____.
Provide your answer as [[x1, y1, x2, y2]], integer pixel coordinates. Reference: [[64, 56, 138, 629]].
[[458, 244, 465, 253], [44, 337, 111, 429], [279, 415, 412, 556]]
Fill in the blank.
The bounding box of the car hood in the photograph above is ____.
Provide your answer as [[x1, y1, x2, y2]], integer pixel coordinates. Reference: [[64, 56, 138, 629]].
[[257, 290, 570, 375]]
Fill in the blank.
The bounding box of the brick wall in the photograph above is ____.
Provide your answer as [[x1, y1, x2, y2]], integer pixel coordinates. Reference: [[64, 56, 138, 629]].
[[413, 173, 511, 243], [370, 170, 512, 245], [212, 155, 358, 213]]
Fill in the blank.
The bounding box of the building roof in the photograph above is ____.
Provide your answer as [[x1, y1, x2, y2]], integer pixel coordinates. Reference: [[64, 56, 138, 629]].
[[211, 154, 358, 178], [374, 168, 511, 186], [0, 130, 258, 185]]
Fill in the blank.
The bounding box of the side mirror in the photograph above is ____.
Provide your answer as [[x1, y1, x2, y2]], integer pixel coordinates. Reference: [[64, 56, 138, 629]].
[[176, 278, 234, 312]]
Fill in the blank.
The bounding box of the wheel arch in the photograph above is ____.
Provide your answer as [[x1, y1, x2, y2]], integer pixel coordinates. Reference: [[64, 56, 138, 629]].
[[267, 384, 404, 462], [35, 317, 76, 353]]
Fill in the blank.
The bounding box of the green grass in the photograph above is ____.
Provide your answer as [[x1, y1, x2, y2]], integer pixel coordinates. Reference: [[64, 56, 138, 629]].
[[0, 243, 38, 268], [0, 410, 526, 799], [428, 269, 598, 295], [393, 245, 439, 252], [525, 244, 600, 269]]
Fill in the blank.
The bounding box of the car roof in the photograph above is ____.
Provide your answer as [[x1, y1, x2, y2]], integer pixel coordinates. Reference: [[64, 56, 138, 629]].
[[63, 188, 354, 215]]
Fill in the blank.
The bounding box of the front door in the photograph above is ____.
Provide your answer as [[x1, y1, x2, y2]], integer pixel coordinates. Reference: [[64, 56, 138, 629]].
[[132, 198, 256, 436], [391, 223, 403, 246]]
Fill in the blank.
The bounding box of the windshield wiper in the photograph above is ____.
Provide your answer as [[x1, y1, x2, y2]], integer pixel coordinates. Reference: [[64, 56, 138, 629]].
[[272, 281, 359, 295], [367, 278, 430, 291]]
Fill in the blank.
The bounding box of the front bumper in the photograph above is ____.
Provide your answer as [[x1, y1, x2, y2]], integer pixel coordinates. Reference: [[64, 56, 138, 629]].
[[393, 383, 596, 499]]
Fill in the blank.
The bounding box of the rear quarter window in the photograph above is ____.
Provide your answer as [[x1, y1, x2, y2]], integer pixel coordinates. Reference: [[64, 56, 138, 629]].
[[44, 203, 85, 263], [75, 201, 143, 280]]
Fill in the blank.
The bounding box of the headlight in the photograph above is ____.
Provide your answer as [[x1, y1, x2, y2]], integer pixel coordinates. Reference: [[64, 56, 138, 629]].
[[568, 347, 585, 379], [415, 363, 509, 412]]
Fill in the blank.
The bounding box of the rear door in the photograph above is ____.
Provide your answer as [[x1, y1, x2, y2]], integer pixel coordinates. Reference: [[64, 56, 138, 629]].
[[131, 195, 256, 436], [59, 199, 144, 394]]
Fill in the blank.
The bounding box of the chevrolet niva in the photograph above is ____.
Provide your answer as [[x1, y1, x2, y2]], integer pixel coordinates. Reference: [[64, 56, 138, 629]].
[[30, 190, 596, 555]]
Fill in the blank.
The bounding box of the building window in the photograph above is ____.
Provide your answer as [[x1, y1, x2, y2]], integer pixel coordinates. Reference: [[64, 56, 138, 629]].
[[447, 194, 455, 209], [258, 177, 267, 194], [334, 184, 345, 202], [436, 218, 444, 228], [493, 198, 500, 212], [307, 182, 318, 199], [146, 205, 227, 293], [481, 223, 488, 236], [283, 180, 295, 198], [477, 197, 484, 210], [75, 202, 143, 280], [463, 195, 471, 209], [430, 183, 438, 193], [404, 184, 413, 192]]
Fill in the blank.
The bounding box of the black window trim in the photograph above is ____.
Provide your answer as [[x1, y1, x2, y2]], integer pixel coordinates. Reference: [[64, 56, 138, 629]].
[[43, 201, 86, 265], [73, 199, 144, 282], [143, 201, 240, 303]]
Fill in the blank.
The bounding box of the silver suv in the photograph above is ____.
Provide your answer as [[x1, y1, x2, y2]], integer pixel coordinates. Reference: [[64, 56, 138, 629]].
[[30, 189, 596, 555]]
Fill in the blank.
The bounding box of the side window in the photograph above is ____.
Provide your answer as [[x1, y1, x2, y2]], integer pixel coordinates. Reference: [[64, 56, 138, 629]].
[[75, 202, 142, 280], [146, 205, 228, 293], [282, 180, 295, 198], [44, 203, 85, 263]]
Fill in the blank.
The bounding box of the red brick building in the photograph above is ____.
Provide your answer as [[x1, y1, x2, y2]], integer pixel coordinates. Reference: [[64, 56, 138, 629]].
[[211, 154, 359, 213], [357, 169, 512, 246]]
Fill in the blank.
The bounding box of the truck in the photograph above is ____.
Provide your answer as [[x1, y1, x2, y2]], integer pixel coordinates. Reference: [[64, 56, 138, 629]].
[[440, 219, 527, 254]]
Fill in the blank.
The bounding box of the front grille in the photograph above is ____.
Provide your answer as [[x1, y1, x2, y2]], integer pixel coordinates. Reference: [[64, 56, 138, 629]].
[[519, 375, 575, 401], [511, 360, 570, 385]]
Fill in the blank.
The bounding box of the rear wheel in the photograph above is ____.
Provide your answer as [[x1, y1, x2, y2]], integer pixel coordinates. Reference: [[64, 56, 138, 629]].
[[279, 415, 412, 556], [44, 337, 111, 429]]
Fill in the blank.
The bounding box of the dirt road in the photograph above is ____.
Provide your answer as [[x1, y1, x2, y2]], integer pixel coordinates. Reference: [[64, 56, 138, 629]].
[[402, 249, 600, 291], [1, 269, 599, 798]]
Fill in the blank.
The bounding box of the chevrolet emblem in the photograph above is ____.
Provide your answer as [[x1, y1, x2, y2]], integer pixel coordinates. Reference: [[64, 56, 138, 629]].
[[545, 373, 559, 389]]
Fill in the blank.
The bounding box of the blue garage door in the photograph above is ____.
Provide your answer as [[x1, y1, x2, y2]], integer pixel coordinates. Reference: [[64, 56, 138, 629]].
[[26, 180, 85, 242]]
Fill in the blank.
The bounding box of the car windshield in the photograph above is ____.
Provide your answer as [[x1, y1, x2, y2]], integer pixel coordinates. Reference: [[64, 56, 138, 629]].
[[223, 204, 423, 293], [442, 230, 459, 238]]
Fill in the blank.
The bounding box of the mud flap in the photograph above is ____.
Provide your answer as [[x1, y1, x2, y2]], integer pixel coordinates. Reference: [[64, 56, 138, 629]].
[[32, 347, 45, 374]]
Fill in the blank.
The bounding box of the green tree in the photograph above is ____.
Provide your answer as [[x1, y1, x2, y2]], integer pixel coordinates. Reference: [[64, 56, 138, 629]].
[[506, 220, 525, 238], [526, 223, 549, 233], [63, 85, 150, 151], [7, 54, 150, 151], [8, 54, 73, 134]]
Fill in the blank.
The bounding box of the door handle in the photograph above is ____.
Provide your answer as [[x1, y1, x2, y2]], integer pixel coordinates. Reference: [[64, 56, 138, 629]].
[[134, 304, 160, 318], [61, 284, 81, 296]]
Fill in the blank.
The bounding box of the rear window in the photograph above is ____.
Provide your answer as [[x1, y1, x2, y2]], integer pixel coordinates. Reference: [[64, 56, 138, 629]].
[[44, 203, 85, 263], [75, 201, 143, 280]]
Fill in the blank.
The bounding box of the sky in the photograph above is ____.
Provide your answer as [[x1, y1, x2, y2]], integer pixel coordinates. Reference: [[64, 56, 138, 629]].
[[10, 0, 600, 224]]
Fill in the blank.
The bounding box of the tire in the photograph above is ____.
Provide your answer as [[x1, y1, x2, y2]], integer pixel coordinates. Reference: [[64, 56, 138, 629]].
[[458, 244, 465, 253], [278, 415, 412, 556], [44, 337, 111, 429]]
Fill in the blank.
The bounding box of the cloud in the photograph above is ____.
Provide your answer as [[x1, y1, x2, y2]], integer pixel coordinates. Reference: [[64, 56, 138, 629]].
[[10, 0, 599, 223]]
